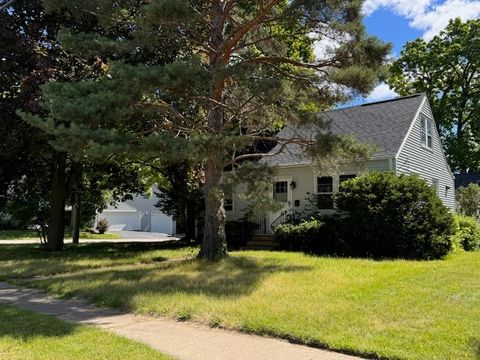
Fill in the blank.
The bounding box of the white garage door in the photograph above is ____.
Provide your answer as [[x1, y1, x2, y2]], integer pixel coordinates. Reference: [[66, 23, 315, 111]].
[[151, 212, 175, 235], [100, 211, 141, 231]]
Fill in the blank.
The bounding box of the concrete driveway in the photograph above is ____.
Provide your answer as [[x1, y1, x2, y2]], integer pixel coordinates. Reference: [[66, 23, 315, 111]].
[[115, 231, 181, 241]]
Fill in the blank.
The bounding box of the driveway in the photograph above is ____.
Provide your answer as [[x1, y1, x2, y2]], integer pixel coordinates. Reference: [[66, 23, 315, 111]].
[[115, 231, 181, 241]]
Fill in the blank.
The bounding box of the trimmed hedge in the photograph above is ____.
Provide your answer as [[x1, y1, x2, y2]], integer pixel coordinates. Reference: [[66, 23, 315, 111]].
[[275, 217, 342, 255], [453, 214, 480, 251]]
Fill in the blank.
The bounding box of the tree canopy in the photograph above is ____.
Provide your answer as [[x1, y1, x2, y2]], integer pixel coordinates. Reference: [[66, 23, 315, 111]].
[[388, 18, 480, 172], [24, 0, 390, 260]]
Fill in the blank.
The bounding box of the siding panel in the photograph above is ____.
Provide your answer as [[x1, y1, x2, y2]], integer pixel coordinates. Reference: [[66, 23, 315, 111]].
[[396, 100, 455, 210]]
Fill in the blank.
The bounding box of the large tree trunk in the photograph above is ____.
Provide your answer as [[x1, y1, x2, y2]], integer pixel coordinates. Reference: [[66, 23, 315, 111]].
[[199, 1, 228, 260], [47, 153, 67, 251], [200, 153, 227, 260]]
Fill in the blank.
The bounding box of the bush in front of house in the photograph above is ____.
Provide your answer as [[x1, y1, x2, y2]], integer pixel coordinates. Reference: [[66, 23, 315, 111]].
[[275, 216, 343, 254], [96, 218, 109, 234], [335, 172, 454, 260], [453, 214, 480, 251]]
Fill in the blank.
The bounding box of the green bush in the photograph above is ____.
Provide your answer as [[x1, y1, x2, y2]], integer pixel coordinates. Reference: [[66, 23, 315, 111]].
[[453, 214, 480, 251], [335, 172, 454, 260], [275, 217, 343, 254], [96, 218, 109, 234]]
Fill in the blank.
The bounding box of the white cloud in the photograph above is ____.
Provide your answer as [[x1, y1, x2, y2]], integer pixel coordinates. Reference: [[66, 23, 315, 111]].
[[365, 83, 399, 102], [363, 0, 480, 39]]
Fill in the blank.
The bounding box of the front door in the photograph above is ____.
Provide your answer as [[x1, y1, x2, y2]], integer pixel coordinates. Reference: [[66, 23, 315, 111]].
[[269, 180, 292, 233]]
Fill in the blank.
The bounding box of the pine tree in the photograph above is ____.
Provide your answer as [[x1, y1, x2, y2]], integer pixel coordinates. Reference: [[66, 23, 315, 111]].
[[28, 0, 390, 260]]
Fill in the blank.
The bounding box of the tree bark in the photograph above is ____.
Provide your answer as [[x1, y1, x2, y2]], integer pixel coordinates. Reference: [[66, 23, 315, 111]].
[[47, 153, 67, 251], [199, 1, 228, 260], [185, 200, 196, 242], [71, 192, 80, 244], [200, 153, 227, 260]]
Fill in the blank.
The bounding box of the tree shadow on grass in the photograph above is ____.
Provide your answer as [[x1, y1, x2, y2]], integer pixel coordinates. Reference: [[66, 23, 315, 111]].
[[0, 241, 194, 281], [28, 256, 311, 309], [0, 303, 78, 340]]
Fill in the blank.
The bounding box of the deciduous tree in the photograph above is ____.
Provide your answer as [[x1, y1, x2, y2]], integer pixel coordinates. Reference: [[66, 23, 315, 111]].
[[388, 18, 480, 172]]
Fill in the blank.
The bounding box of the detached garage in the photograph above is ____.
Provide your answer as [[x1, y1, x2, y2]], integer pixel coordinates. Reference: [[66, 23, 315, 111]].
[[96, 189, 176, 235]]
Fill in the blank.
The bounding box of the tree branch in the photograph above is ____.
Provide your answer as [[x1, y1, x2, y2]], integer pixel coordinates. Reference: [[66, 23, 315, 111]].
[[0, 0, 15, 11]]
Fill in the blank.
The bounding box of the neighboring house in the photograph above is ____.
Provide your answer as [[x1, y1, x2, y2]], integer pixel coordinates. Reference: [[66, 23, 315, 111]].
[[455, 172, 480, 189], [226, 93, 455, 234], [96, 187, 176, 235]]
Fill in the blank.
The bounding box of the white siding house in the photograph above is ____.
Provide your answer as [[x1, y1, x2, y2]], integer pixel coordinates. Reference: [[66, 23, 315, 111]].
[[227, 94, 455, 234], [97, 187, 176, 235]]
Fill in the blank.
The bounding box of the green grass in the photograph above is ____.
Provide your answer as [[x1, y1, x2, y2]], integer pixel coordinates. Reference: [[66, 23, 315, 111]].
[[0, 303, 172, 359], [1, 246, 479, 359], [0, 243, 196, 280], [0, 229, 121, 240]]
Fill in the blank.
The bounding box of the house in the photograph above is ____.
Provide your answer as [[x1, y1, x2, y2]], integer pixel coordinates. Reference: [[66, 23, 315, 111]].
[[226, 93, 455, 234], [96, 187, 176, 235], [455, 172, 480, 189]]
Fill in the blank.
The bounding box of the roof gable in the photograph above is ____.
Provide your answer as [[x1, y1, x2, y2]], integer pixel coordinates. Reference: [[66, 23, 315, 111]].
[[262, 94, 426, 167]]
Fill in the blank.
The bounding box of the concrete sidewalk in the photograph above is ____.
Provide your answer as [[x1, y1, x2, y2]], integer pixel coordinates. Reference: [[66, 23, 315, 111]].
[[0, 282, 365, 360]]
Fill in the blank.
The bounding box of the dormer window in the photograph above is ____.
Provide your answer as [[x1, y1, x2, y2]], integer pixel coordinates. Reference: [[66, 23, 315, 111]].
[[421, 115, 433, 148]]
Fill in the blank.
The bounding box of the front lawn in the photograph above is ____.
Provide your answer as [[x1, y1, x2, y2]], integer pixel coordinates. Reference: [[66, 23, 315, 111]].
[[1, 246, 479, 360], [0, 243, 196, 280], [0, 304, 172, 359], [0, 229, 121, 240]]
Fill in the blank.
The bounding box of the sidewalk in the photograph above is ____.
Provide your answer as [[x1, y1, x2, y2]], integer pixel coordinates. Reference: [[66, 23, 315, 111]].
[[0, 282, 365, 360]]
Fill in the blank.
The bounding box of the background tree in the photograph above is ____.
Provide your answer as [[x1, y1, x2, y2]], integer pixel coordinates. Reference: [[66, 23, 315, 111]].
[[155, 162, 204, 242], [456, 184, 480, 218], [388, 18, 480, 172], [1, 0, 150, 249], [30, 0, 390, 260]]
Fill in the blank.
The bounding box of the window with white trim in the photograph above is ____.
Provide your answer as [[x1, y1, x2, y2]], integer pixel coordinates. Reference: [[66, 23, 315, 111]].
[[317, 176, 334, 209], [273, 181, 288, 203], [421, 115, 433, 148]]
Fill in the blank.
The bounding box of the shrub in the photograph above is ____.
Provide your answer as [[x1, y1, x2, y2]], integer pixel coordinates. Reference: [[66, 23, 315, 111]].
[[275, 216, 343, 254], [453, 214, 480, 251], [335, 172, 454, 260], [96, 218, 109, 234]]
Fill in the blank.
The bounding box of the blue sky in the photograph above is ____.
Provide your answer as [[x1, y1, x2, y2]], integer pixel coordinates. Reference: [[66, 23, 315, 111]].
[[353, 0, 480, 104]]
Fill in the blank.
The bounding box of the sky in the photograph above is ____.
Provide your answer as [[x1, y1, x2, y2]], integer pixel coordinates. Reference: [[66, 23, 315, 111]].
[[354, 0, 480, 104]]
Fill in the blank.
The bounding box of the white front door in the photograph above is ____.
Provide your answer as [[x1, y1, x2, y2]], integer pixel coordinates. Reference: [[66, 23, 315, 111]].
[[269, 179, 292, 232]]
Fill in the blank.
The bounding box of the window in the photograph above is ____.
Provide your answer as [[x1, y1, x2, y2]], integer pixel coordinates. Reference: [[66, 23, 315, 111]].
[[317, 176, 334, 209], [421, 115, 433, 148], [273, 181, 288, 202], [432, 178, 439, 194]]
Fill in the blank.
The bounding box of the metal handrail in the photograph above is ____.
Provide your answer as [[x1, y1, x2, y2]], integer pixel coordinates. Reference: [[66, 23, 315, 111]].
[[270, 210, 289, 231]]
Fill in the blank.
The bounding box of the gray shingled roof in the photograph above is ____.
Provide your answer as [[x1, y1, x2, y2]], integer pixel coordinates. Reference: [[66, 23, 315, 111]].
[[262, 93, 426, 167]]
